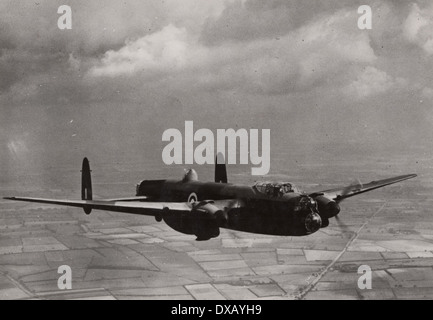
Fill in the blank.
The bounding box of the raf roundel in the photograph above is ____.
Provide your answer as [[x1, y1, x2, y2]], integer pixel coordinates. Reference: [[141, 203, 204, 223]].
[[188, 192, 198, 203]]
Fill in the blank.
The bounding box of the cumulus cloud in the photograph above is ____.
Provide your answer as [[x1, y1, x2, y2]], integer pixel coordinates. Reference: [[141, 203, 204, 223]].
[[0, 0, 230, 96], [2, 0, 433, 167], [1, 0, 431, 114], [403, 3, 433, 55], [90, 25, 196, 77], [1, 0, 429, 103], [344, 66, 397, 99], [89, 8, 377, 95]]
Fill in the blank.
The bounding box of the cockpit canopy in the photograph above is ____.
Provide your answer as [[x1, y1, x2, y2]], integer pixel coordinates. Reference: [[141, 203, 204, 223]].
[[253, 181, 298, 197]]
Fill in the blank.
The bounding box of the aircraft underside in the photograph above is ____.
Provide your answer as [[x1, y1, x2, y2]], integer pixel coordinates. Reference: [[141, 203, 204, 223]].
[[160, 200, 315, 241]]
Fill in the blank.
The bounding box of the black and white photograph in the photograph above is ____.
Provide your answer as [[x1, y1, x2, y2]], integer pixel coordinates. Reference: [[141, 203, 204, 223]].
[[0, 0, 432, 302]]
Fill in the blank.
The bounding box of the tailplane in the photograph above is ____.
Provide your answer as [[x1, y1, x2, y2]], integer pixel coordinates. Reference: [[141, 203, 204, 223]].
[[215, 152, 228, 183]]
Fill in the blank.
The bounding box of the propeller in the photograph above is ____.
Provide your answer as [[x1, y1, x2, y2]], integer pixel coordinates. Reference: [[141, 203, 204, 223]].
[[332, 179, 363, 234], [336, 178, 363, 203], [312, 178, 363, 234], [220, 199, 244, 239], [334, 213, 351, 234]]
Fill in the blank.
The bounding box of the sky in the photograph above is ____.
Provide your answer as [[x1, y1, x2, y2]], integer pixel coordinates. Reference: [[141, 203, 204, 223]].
[[1, 0, 432, 177]]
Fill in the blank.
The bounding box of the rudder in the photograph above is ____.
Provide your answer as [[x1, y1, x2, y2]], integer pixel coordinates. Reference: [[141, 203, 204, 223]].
[[81, 157, 92, 214], [215, 152, 228, 183]]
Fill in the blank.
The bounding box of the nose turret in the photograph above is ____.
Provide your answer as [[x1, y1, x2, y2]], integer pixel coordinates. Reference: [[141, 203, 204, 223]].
[[296, 195, 322, 234], [305, 212, 322, 233]]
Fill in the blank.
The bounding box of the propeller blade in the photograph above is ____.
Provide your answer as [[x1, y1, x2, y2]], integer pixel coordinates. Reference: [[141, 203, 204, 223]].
[[335, 214, 351, 234], [336, 178, 363, 204]]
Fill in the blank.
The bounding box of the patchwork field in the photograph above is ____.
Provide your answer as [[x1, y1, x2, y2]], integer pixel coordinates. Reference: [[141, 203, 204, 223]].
[[0, 152, 431, 300]]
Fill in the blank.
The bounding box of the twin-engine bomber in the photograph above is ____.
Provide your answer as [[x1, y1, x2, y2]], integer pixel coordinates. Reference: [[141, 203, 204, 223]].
[[4, 155, 416, 241]]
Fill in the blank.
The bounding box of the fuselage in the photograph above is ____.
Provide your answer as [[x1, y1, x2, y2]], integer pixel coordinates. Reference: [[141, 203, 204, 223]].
[[136, 177, 323, 239]]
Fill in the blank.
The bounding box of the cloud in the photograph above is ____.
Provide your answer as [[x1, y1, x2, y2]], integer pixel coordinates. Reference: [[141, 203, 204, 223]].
[[2, 0, 433, 169], [0, 0, 233, 105], [200, 0, 367, 45], [1, 0, 427, 104], [89, 25, 196, 77], [403, 3, 433, 55], [89, 8, 377, 95], [344, 66, 398, 99], [0, 0, 232, 55]]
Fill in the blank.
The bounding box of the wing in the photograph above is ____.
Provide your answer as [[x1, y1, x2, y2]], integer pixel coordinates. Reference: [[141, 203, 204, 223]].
[[3, 196, 191, 216], [3, 196, 242, 218], [315, 174, 417, 202], [101, 196, 149, 202], [3, 158, 240, 219]]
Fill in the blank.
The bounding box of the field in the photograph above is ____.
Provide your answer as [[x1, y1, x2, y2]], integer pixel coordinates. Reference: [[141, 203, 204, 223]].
[[0, 149, 432, 300]]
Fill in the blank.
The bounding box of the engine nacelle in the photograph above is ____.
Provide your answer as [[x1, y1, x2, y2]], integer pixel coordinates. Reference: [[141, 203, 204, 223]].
[[161, 201, 225, 241], [191, 202, 225, 241], [315, 195, 340, 219], [304, 212, 322, 234]]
